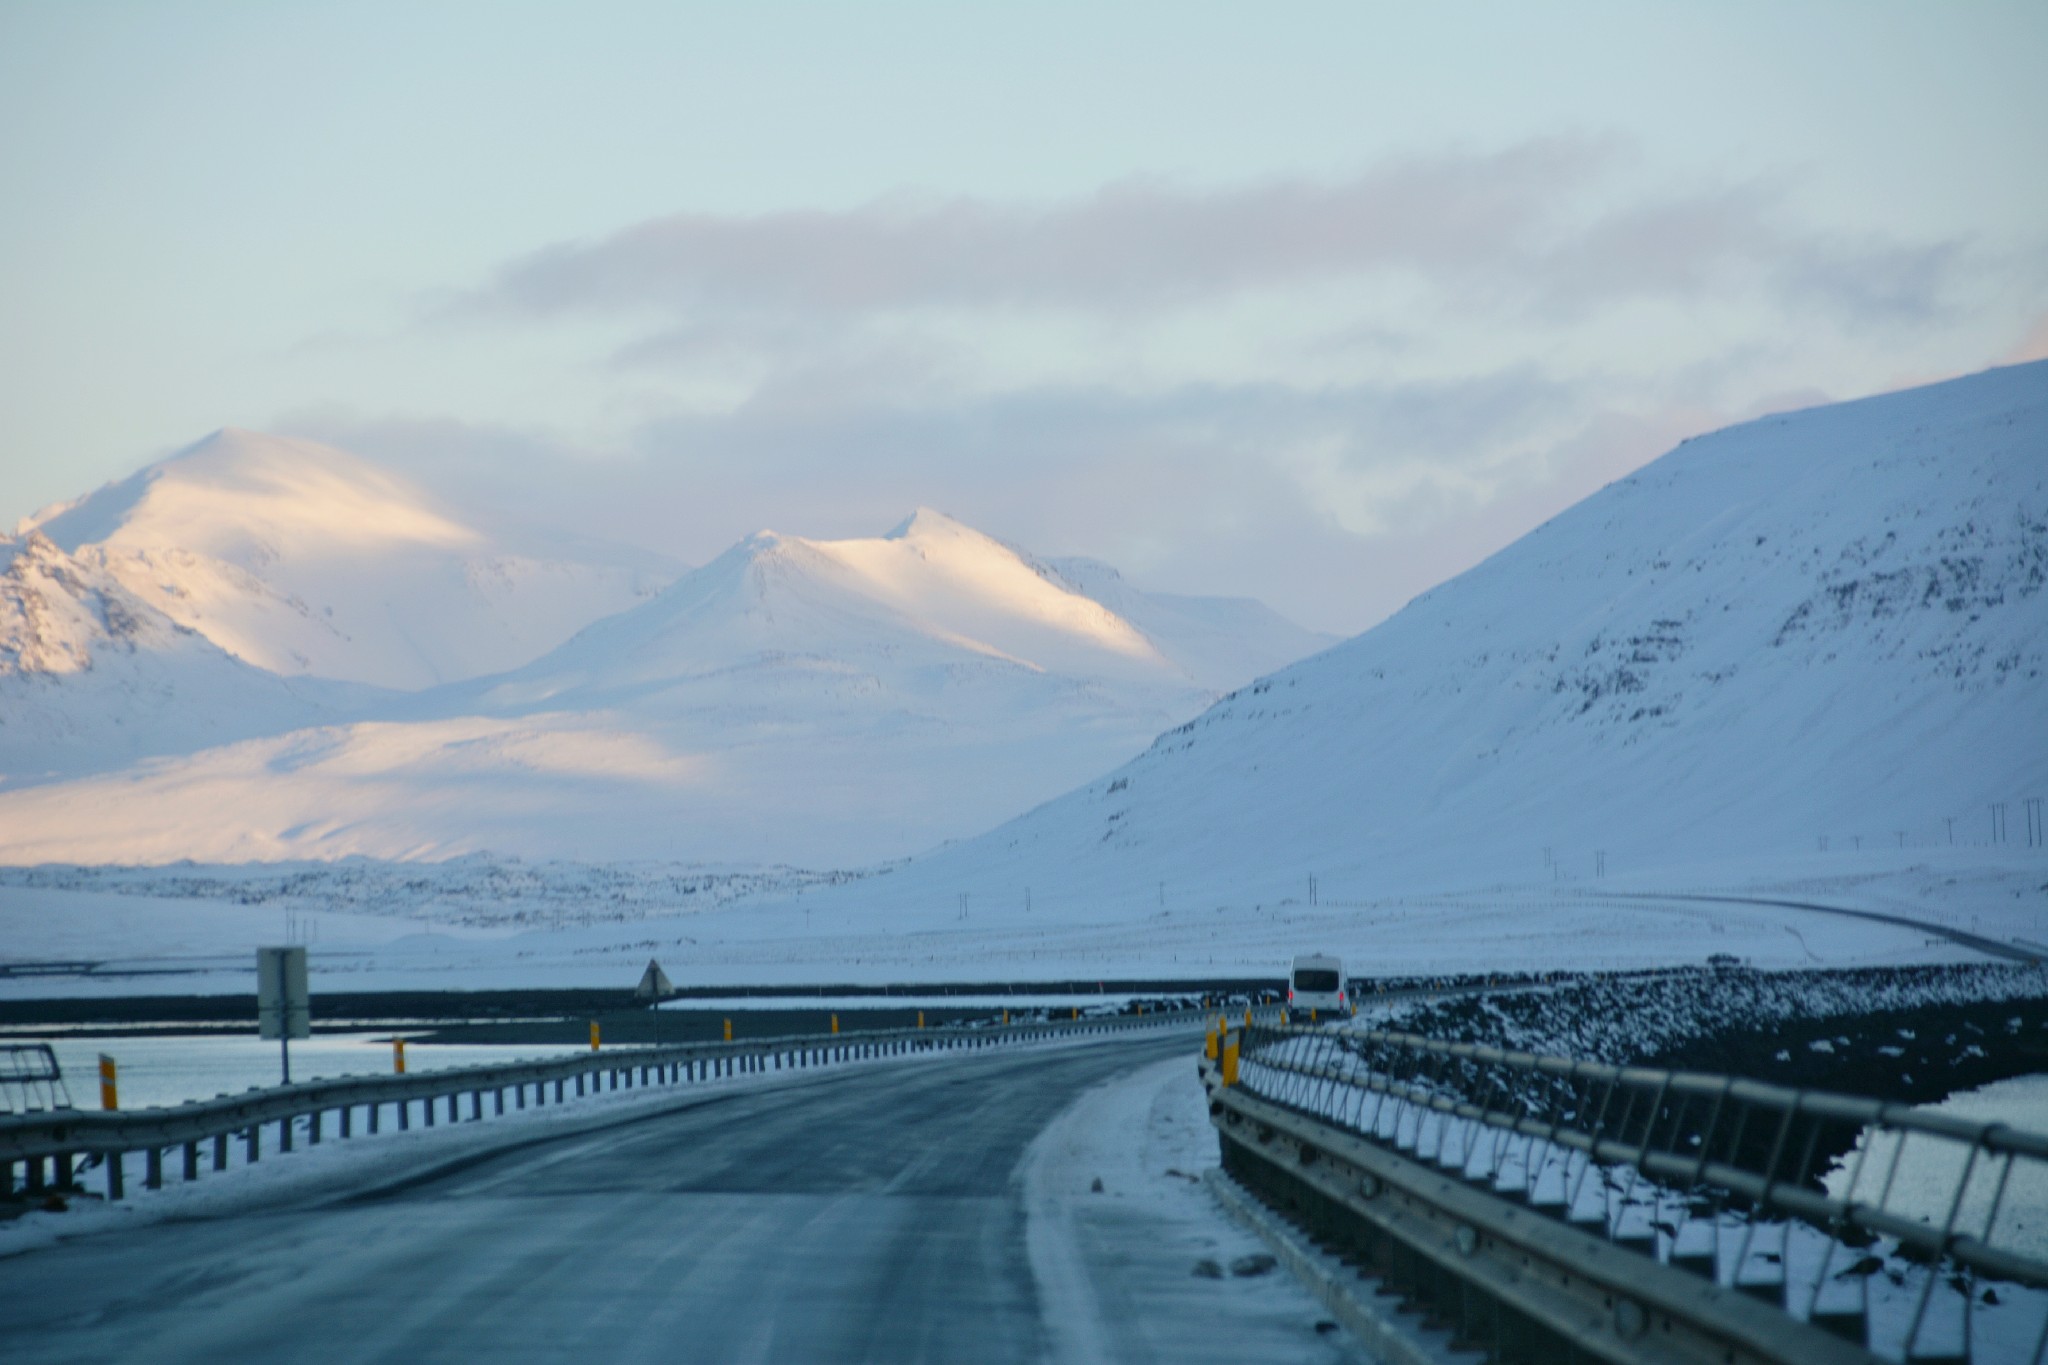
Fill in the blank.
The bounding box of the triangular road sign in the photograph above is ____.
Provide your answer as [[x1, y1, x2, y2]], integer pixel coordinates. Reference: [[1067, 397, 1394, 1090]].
[[635, 959, 675, 999]]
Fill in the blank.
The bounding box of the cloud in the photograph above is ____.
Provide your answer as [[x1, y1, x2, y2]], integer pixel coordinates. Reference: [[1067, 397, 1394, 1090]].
[[287, 363, 1709, 637], [458, 142, 1962, 337]]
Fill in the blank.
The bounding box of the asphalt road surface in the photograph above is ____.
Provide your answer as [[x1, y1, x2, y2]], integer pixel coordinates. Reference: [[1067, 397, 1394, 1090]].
[[1, 1032, 1365, 1364]]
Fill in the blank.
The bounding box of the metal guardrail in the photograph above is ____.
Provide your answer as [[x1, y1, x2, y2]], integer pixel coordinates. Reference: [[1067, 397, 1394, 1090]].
[[1202, 1020, 2048, 1364], [1, 1005, 1210, 1204]]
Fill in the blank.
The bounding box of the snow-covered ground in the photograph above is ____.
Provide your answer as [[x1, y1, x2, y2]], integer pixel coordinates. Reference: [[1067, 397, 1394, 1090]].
[[1023, 1053, 1366, 1363], [2, 846, 2038, 1001]]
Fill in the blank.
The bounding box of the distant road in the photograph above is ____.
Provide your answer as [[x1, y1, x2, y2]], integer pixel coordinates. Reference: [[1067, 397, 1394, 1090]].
[[1597, 890, 2045, 964], [1, 1032, 1359, 1365]]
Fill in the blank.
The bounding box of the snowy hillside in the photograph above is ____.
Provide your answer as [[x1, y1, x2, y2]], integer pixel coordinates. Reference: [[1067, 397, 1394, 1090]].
[[826, 361, 2048, 918], [24, 429, 674, 690], [0, 531, 362, 783], [0, 509, 1329, 866], [1044, 556, 1339, 692]]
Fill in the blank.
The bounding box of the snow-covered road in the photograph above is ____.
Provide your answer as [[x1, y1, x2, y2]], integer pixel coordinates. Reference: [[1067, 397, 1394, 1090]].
[[0, 1033, 1365, 1364]]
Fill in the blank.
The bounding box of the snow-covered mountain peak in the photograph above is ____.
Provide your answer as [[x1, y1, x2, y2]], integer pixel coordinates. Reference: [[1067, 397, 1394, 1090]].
[[882, 505, 980, 543], [870, 360, 2048, 908], [31, 427, 479, 561], [18, 428, 673, 689], [0, 529, 180, 676]]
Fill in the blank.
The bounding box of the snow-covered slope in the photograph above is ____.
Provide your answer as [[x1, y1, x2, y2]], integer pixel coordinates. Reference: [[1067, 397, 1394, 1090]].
[[24, 429, 674, 690], [1045, 556, 1338, 692], [838, 361, 2048, 915], [0, 509, 1329, 866], [0, 531, 361, 784]]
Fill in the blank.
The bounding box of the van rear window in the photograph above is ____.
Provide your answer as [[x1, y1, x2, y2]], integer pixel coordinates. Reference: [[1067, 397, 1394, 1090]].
[[1293, 969, 1340, 992]]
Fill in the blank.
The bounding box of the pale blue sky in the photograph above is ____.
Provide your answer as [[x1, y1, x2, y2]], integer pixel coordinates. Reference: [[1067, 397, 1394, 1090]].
[[3, 2, 2043, 631]]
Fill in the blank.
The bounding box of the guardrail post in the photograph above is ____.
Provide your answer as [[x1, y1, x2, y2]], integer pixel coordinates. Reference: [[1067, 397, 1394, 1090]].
[[309, 1110, 322, 1145], [214, 1133, 229, 1169], [278, 1116, 292, 1152], [183, 1141, 199, 1181], [104, 1151, 123, 1200], [145, 1146, 163, 1189], [423, 1096, 435, 1127], [246, 1125, 260, 1162], [495, 1088, 506, 1116], [397, 1099, 410, 1131], [340, 1105, 352, 1139]]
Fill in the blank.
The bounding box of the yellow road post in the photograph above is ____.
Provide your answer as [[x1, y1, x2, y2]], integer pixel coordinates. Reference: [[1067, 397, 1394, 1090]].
[[393, 1038, 406, 1074], [98, 1054, 118, 1111], [723, 1017, 733, 1042], [590, 1021, 601, 1051]]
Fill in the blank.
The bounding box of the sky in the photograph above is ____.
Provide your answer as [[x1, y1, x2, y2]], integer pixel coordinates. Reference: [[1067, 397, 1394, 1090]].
[[2, 1, 2044, 634]]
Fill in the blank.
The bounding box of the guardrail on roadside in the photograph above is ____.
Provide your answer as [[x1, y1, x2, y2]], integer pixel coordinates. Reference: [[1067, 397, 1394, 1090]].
[[1, 1003, 1215, 1205], [1199, 1019, 2048, 1365]]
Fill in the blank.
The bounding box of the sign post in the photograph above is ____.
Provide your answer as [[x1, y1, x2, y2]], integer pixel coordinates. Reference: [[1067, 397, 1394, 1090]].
[[257, 946, 310, 1084], [636, 959, 675, 1045]]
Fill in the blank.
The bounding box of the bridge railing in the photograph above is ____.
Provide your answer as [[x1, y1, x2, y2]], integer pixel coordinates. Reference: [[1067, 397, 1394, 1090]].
[[1, 1003, 1213, 1204], [1204, 1019, 2048, 1365]]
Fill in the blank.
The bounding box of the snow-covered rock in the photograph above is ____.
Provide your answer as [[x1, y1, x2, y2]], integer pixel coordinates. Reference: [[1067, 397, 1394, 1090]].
[[0, 531, 362, 783]]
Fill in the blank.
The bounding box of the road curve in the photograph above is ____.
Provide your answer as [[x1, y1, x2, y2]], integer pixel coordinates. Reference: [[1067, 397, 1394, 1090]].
[[0, 1032, 1359, 1364], [1591, 889, 2043, 963]]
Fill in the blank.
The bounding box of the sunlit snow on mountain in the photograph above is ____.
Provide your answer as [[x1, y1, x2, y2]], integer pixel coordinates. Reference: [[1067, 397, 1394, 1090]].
[[0, 449, 1332, 867]]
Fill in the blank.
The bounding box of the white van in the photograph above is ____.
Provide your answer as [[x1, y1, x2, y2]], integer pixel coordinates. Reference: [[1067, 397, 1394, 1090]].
[[1286, 953, 1346, 1022]]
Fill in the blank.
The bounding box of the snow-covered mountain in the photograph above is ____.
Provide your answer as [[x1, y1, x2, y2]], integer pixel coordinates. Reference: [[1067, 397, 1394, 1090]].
[[0, 507, 1330, 866], [0, 531, 363, 784], [23, 428, 675, 690], [836, 361, 2048, 914]]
